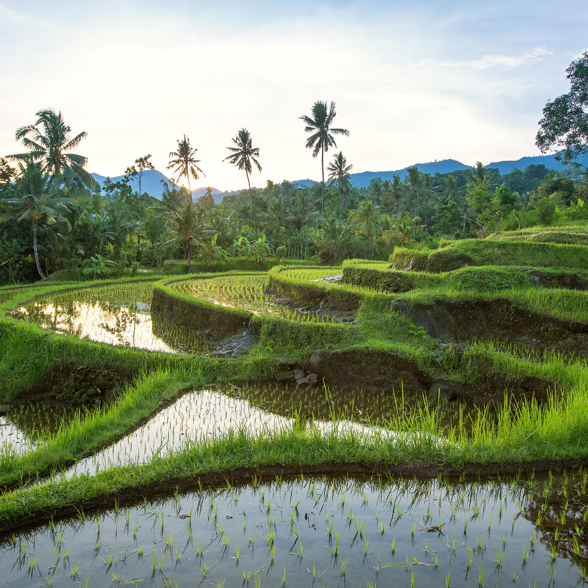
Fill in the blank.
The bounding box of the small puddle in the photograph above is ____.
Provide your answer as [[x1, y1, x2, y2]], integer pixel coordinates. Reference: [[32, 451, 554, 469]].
[[2, 473, 587, 587]]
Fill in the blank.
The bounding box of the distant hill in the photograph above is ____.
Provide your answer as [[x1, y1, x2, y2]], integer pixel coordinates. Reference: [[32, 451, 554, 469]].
[[91, 170, 232, 204], [91, 153, 582, 198], [294, 153, 574, 189]]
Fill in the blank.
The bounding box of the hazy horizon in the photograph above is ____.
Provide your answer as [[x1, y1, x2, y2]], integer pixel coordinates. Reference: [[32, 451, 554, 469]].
[[1, 0, 587, 191]]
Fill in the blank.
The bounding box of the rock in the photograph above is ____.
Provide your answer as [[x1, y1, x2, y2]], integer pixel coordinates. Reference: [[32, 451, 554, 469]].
[[296, 378, 309, 386], [278, 360, 299, 370], [451, 343, 470, 359], [528, 270, 545, 286], [307, 374, 318, 380], [428, 382, 456, 402], [308, 349, 329, 376], [294, 369, 305, 380], [275, 370, 296, 382], [94, 375, 108, 389], [350, 321, 360, 326], [390, 299, 409, 314], [307, 379, 319, 386]]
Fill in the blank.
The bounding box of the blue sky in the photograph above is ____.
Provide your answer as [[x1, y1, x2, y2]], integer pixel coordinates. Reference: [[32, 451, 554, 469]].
[[1, 0, 586, 190]]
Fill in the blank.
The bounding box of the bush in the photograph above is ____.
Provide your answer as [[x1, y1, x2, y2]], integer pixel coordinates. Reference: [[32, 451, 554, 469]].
[[536, 198, 556, 226]]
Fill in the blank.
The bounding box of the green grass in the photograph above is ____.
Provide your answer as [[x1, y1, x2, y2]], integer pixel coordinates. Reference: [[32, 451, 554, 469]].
[[391, 239, 588, 272], [0, 369, 202, 489], [4, 237, 588, 519], [487, 225, 588, 246], [3, 376, 588, 528]]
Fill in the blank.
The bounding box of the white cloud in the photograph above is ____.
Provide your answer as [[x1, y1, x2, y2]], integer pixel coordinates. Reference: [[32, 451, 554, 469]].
[[441, 46, 553, 70]]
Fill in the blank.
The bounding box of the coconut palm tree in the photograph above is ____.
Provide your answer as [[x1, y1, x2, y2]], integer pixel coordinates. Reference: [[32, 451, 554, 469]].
[[170, 201, 216, 272], [8, 109, 93, 188], [349, 200, 382, 241], [167, 135, 205, 202], [300, 101, 349, 222], [223, 128, 262, 233], [1, 162, 75, 279], [327, 152, 353, 218]]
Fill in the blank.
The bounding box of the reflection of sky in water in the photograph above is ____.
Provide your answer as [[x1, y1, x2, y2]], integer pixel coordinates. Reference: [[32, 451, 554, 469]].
[[0, 415, 33, 454], [16, 301, 177, 353], [2, 475, 587, 588], [60, 390, 424, 479]]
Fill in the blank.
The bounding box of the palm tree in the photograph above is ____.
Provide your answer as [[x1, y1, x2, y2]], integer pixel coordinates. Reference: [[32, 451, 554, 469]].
[[300, 101, 349, 222], [167, 135, 205, 202], [406, 167, 425, 216], [170, 201, 216, 272], [327, 151, 353, 218], [468, 161, 486, 186], [381, 174, 403, 215], [1, 162, 75, 279], [349, 200, 382, 241], [224, 128, 262, 233], [8, 109, 93, 188], [125, 154, 155, 249]]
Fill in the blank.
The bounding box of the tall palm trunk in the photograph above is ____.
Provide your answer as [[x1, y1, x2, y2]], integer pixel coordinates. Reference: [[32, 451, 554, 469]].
[[338, 183, 342, 219], [321, 145, 325, 224], [246, 171, 258, 234], [32, 220, 47, 280], [187, 175, 193, 203], [137, 173, 142, 261]]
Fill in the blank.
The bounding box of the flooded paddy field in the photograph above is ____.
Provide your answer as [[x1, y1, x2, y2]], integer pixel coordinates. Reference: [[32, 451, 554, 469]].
[[2, 382, 477, 479], [11, 282, 208, 354], [171, 273, 352, 322], [2, 473, 587, 587], [0, 403, 90, 455]]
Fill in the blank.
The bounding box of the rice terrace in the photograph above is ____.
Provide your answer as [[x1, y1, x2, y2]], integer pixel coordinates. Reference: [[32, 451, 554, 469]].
[[2, 11, 588, 587]]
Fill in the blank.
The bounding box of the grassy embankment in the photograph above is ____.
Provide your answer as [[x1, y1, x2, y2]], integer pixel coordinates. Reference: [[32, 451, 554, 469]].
[[3, 231, 588, 527]]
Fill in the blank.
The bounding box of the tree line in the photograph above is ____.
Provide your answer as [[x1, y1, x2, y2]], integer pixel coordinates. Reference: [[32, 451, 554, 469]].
[[0, 52, 587, 284]]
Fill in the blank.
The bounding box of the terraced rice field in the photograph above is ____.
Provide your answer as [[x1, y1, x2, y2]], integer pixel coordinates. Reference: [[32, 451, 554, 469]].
[[170, 274, 340, 322], [10, 282, 207, 353], [2, 472, 587, 587]]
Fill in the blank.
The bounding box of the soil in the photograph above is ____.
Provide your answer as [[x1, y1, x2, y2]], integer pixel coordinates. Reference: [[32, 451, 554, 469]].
[[18, 362, 138, 406], [306, 348, 556, 405], [3, 458, 588, 536], [394, 297, 588, 356]]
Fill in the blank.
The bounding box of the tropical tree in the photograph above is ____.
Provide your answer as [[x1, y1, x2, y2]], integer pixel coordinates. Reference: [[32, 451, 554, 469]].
[[8, 109, 93, 188], [382, 213, 421, 248], [170, 201, 216, 271], [537, 52, 588, 165], [382, 174, 403, 214], [1, 162, 75, 279], [300, 101, 349, 222], [327, 151, 353, 218], [349, 200, 382, 241], [224, 128, 262, 233], [0, 158, 16, 189], [167, 135, 205, 203], [313, 218, 352, 264], [367, 178, 385, 207], [125, 154, 155, 249]]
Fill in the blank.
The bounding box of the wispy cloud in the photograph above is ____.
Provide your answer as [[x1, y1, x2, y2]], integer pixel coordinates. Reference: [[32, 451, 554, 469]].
[[441, 46, 553, 70], [0, 3, 61, 31]]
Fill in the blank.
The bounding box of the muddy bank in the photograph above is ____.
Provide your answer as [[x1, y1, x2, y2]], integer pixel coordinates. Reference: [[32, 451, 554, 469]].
[[304, 348, 557, 405], [392, 297, 588, 356], [3, 458, 588, 536], [151, 287, 254, 344], [15, 362, 138, 407]]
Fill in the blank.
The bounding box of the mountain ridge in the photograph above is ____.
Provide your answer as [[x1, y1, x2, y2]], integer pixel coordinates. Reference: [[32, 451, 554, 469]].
[[91, 152, 575, 198]]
